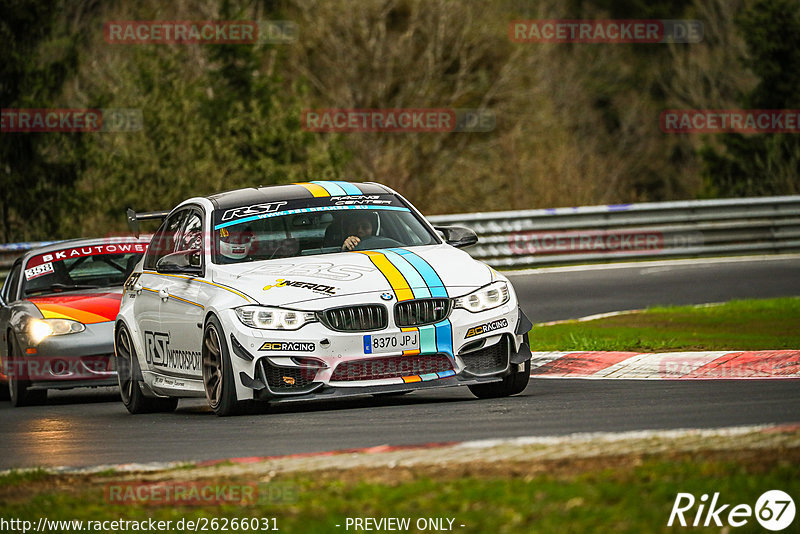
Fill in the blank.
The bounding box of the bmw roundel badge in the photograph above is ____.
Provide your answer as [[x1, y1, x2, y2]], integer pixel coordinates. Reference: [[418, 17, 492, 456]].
[[380, 293, 394, 301]]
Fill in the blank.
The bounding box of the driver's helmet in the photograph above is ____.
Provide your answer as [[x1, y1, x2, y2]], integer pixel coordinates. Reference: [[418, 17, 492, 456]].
[[219, 227, 254, 260]]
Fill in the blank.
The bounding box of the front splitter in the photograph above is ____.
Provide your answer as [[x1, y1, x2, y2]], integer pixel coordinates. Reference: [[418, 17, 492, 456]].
[[252, 374, 504, 404]]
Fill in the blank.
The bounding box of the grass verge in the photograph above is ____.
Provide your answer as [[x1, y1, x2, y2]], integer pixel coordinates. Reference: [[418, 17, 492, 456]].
[[1, 446, 797, 533], [529, 297, 800, 352]]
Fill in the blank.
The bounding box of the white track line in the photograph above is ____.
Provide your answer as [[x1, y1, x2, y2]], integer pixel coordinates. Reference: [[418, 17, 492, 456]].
[[504, 253, 800, 276]]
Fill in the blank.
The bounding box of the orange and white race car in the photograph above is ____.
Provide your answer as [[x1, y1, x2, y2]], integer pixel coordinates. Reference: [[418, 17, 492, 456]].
[[0, 237, 148, 406]]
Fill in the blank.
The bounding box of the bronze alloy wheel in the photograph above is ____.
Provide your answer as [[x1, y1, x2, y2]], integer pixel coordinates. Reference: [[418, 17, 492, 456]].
[[202, 322, 224, 408], [202, 316, 247, 416]]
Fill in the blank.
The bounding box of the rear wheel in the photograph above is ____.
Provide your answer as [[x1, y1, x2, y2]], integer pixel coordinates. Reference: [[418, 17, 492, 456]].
[[8, 334, 47, 407], [468, 359, 531, 399], [115, 324, 178, 414], [202, 316, 245, 416]]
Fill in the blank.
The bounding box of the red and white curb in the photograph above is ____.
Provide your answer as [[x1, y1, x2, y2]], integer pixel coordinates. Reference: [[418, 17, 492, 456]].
[[530, 350, 800, 379]]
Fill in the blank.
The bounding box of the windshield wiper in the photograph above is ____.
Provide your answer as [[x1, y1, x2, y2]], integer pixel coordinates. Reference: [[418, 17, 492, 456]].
[[26, 283, 101, 296], [50, 283, 101, 290]]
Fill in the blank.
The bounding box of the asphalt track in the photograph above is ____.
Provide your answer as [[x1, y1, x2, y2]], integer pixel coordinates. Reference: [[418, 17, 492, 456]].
[[1, 255, 799, 470]]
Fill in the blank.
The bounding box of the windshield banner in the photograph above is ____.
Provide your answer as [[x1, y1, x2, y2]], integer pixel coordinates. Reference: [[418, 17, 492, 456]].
[[214, 194, 410, 230], [25, 243, 147, 269]]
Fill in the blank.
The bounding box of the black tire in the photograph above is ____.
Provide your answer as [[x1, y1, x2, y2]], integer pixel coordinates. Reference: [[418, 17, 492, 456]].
[[0, 361, 9, 401], [468, 359, 531, 399], [8, 334, 47, 407], [202, 316, 245, 416], [115, 324, 178, 414], [0, 336, 9, 400]]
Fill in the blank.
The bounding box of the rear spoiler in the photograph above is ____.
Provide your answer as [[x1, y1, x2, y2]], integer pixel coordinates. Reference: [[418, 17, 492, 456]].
[[126, 208, 169, 238]]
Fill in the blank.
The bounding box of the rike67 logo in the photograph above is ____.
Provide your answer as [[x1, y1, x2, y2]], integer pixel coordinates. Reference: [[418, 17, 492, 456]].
[[668, 490, 795, 531]]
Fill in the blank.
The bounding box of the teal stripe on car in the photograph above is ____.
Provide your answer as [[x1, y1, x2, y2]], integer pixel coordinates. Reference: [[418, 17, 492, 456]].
[[389, 249, 448, 298], [311, 181, 347, 196], [380, 250, 431, 299], [330, 181, 363, 195], [419, 324, 437, 353]]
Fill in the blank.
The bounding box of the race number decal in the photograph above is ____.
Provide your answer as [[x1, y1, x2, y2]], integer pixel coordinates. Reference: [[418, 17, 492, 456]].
[[24, 262, 54, 281]]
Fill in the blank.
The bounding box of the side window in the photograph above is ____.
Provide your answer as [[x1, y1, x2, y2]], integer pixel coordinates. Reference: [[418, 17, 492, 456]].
[[175, 211, 204, 267], [175, 212, 203, 253], [143, 210, 189, 270], [2, 262, 22, 303]]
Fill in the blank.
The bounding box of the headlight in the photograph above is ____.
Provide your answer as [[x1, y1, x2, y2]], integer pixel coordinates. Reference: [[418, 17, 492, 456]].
[[29, 318, 86, 344], [453, 281, 510, 313], [235, 306, 317, 330]]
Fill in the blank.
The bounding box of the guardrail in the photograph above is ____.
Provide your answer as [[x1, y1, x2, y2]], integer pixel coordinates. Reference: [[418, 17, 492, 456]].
[[1, 196, 799, 280], [0, 241, 58, 280], [427, 195, 800, 267]]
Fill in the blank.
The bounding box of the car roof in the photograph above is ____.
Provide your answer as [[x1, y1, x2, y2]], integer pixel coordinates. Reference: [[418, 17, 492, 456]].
[[206, 181, 393, 211], [20, 236, 147, 261]]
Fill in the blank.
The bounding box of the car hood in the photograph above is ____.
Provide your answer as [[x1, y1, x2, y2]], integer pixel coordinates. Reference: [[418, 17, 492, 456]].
[[27, 291, 123, 324], [211, 245, 494, 306]]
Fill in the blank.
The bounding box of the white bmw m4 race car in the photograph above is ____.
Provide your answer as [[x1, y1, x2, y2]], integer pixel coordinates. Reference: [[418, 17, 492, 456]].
[[115, 181, 533, 415]]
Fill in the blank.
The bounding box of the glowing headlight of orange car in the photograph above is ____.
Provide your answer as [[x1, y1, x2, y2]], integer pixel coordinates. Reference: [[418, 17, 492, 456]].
[[28, 318, 86, 344]]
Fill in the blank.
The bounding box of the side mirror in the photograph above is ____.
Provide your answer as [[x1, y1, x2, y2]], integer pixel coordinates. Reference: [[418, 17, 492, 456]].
[[156, 249, 202, 274], [434, 225, 479, 248]]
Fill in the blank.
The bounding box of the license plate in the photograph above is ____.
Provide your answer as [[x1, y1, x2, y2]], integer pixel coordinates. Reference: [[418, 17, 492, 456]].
[[363, 332, 420, 354]]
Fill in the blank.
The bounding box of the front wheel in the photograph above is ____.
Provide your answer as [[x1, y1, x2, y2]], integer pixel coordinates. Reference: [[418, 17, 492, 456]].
[[468, 359, 531, 399], [8, 334, 47, 407], [202, 316, 246, 416], [115, 324, 178, 414], [0, 383, 8, 401]]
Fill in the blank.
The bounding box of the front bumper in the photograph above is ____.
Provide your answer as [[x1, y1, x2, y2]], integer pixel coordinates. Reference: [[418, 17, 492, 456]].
[[6, 322, 117, 389], [227, 305, 532, 401]]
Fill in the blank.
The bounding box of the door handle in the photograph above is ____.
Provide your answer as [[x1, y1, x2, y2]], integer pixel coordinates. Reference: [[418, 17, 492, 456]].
[[159, 288, 169, 301]]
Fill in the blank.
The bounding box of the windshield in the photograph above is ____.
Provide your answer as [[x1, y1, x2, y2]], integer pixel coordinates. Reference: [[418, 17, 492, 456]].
[[22, 242, 146, 297], [211, 194, 438, 264]]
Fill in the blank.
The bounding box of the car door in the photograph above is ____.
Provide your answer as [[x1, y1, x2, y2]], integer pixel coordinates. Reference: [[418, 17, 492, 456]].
[[135, 209, 188, 373], [0, 260, 23, 368], [156, 208, 204, 379]]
